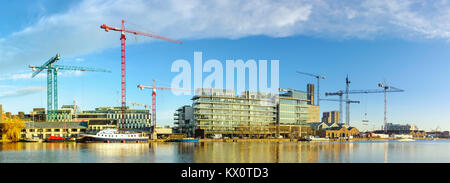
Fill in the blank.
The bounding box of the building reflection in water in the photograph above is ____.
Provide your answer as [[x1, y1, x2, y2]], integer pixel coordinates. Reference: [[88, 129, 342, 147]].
[[2, 140, 447, 163]]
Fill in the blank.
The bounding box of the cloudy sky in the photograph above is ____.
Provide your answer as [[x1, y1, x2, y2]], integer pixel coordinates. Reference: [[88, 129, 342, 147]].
[[1, 0, 450, 131]]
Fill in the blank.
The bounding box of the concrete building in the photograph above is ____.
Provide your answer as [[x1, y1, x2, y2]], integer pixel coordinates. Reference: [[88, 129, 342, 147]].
[[192, 88, 278, 138], [173, 105, 195, 137], [21, 122, 87, 139], [322, 111, 340, 124], [79, 106, 151, 130]]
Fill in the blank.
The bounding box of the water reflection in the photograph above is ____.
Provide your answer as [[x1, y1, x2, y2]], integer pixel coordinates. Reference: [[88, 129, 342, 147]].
[[0, 140, 449, 163]]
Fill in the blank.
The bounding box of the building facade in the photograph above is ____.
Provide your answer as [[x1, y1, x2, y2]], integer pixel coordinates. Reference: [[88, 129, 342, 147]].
[[80, 106, 151, 130], [322, 111, 340, 124], [279, 89, 319, 125], [173, 105, 195, 137], [325, 127, 360, 139], [185, 85, 320, 138], [21, 122, 87, 139], [384, 123, 419, 132], [192, 88, 278, 138]]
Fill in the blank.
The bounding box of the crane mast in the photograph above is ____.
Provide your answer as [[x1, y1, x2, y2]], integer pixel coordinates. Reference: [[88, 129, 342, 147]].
[[100, 19, 182, 129], [296, 71, 326, 106], [325, 79, 404, 129], [30, 54, 111, 122]]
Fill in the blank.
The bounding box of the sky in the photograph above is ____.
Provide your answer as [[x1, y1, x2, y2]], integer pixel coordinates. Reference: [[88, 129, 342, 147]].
[[0, 0, 450, 131]]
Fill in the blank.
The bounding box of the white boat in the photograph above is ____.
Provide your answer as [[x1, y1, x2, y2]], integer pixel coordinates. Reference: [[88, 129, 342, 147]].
[[78, 128, 149, 143], [397, 138, 415, 142], [306, 135, 329, 141]]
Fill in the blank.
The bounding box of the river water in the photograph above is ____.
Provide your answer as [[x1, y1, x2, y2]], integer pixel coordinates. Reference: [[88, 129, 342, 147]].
[[0, 140, 449, 163]]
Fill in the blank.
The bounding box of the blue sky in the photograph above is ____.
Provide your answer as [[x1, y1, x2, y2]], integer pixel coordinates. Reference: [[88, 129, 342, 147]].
[[1, 0, 450, 131]]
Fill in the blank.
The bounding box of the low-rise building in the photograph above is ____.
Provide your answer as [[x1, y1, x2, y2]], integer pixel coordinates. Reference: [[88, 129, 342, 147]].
[[21, 122, 87, 139], [155, 125, 173, 138], [86, 119, 117, 133], [325, 126, 360, 139], [384, 123, 418, 132], [80, 106, 151, 130]]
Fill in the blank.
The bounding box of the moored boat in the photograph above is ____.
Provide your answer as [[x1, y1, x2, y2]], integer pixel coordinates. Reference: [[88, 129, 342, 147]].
[[166, 138, 200, 142], [77, 128, 148, 143], [306, 135, 329, 141], [397, 138, 415, 142], [45, 136, 70, 142]]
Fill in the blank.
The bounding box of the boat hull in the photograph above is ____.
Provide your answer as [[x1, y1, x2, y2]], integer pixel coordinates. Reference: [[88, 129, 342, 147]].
[[77, 136, 149, 143], [166, 138, 200, 142]]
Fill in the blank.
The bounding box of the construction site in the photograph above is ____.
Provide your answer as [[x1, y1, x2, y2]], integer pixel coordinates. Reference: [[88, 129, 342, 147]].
[[0, 19, 426, 142]]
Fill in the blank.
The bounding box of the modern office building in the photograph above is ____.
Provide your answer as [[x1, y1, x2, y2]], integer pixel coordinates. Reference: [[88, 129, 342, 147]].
[[279, 88, 319, 125], [79, 106, 151, 130], [187, 85, 319, 138], [192, 88, 278, 138], [322, 111, 340, 124], [173, 105, 195, 137]]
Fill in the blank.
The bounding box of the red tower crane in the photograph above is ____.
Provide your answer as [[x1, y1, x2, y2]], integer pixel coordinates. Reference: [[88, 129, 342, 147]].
[[137, 79, 199, 130], [100, 20, 182, 128]]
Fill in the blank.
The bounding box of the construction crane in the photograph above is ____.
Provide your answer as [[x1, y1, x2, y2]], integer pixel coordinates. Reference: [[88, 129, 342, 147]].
[[325, 79, 404, 128], [100, 20, 182, 128], [319, 98, 360, 124], [296, 71, 326, 106], [127, 101, 150, 110], [137, 79, 199, 131], [30, 54, 111, 121]]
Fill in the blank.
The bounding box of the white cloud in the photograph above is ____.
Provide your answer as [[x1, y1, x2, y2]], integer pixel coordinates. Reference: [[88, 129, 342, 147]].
[[0, 70, 83, 81], [0, 86, 45, 99], [1, 0, 450, 74], [75, 58, 84, 62]]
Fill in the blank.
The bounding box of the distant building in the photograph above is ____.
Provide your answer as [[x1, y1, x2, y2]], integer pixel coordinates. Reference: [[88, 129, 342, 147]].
[[325, 126, 360, 139], [21, 122, 87, 139], [427, 131, 449, 138], [307, 84, 314, 105], [384, 123, 418, 131], [79, 106, 151, 130], [173, 105, 195, 137], [29, 108, 46, 122], [308, 122, 350, 137], [86, 119, 117, 133], [322, 111, 339, 124]]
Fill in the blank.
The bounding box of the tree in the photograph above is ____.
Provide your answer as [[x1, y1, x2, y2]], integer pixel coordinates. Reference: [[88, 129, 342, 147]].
[[1, 115, 25, 142]]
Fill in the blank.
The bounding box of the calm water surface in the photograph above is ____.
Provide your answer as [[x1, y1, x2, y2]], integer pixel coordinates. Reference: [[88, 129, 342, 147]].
[[0, 140, 449, 163]]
